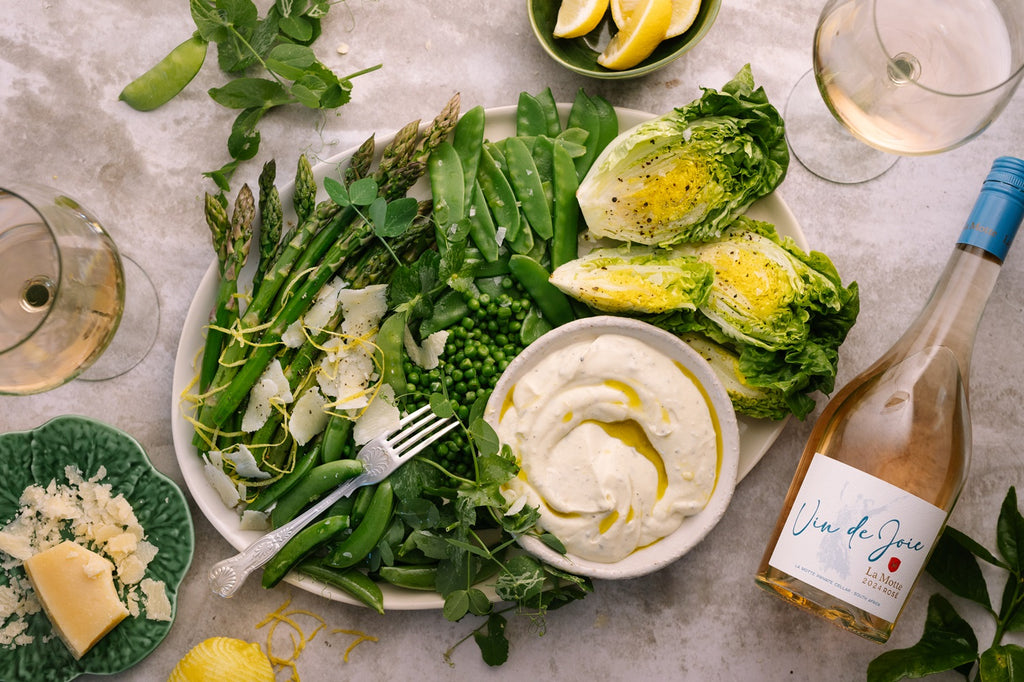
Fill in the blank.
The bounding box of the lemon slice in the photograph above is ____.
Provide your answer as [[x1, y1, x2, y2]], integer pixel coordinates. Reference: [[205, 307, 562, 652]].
[[597, 0, 672, 70], [610, 0, 640, 28], [665, 0, 702, 37], [554, 0, 610, 39]]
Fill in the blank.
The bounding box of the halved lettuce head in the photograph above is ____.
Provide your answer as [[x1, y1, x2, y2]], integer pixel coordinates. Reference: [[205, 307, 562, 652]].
[[549, 248, 713, 314], [576, 64, 788, 246], [549, 216, 859, 420]]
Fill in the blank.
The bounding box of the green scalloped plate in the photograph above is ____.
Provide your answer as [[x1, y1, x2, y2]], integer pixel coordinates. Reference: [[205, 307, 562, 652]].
[[0, 416, 194, 682]]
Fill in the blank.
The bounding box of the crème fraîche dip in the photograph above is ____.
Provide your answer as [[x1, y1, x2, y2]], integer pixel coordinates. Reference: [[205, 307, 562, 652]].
[[495, 332, 722, 564]]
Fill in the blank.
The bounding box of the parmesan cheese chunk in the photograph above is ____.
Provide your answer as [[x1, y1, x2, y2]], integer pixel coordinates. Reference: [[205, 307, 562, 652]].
[[241, 359, 293, 432], [289, 387, 329, 445], [23, 540, 129, 660], [403, 327, 449, 370], [353, 384, 401, 445]]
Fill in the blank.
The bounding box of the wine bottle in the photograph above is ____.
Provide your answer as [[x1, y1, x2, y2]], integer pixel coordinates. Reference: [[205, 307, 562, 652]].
[[754, 156, 1024, 643]]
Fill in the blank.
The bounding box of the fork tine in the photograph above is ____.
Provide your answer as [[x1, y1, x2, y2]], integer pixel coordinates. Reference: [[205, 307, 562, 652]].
[[388, 409, 444, 447], [388, 404, 433, 433], [394, 418, 459, 461]]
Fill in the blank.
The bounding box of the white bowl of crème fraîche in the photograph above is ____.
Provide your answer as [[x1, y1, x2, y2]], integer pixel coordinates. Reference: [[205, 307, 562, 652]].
[[483, 316, 740, 580]]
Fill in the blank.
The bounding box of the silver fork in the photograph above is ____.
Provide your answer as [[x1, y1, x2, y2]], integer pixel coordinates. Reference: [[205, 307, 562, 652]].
[[208, 404, 457, 598]]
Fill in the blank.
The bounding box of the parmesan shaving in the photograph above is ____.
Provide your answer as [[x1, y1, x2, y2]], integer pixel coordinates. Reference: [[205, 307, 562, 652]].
[[353, 384, 401, 446], [289, 387, 330, 446], [241, 359, 294, 432], [403, 326, 449, 370]]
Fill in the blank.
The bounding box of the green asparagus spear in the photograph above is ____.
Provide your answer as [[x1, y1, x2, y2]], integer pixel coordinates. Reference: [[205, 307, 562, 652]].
[[200, 186, 254, 391], [293, 154, 317, 226], [254, 160, 282, 288]]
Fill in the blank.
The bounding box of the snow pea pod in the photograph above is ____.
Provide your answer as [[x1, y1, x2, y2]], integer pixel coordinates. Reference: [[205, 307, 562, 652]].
[[505, 137, 553, 240], [476, 146, 520, 240], [261, 514, 350, 588], [551, 142, 581, 269], [466, 182, 500, 262], [270, 459, 363, 528], [567, 89, 602, 180], [452, 105, 485, 209], [119, 33, 208, 111], [326, 480, 394, 569], [298, 561, 384, 614], [508, 254, 574, 327], [516, 92, 548, 137], [428, 141, 465, 231]]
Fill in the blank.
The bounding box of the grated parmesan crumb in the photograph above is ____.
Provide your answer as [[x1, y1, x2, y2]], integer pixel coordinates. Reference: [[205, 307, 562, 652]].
[[0, 466, 169, 650]]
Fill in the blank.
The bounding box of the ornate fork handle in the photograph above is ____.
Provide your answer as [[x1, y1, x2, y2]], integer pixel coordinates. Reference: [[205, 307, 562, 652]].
[[208, 473, 369, 598]]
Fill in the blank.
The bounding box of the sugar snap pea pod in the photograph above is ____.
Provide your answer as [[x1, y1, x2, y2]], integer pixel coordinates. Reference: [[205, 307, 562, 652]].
[[325, 480, 394, 569], [270, 459, 363, 528], [247, 442, 322, 513], [320, 414, 354, 463], [376, 312, 407, 394], [505, 137, 553, 240], [452, 105, 485, 208], [350, 484, 378, 525], [298, 561, 384, 615], [476, 146, 520, 241], [261, 514, 351, 589], [508, 255, 575, 327], [378, 565, 437, 591], [420, 289, 470, 338], [119, 33, 208, 111], [428, 141, 465, 232], [551, 142, 581, 269], [466, 182, 500, 262]]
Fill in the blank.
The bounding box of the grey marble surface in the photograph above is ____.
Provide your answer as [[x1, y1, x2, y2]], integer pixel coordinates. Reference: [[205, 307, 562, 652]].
[[2, 1, 1023, 680]]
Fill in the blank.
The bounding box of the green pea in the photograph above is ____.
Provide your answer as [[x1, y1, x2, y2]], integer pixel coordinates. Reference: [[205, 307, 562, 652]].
[[119, 34, 208, 112]]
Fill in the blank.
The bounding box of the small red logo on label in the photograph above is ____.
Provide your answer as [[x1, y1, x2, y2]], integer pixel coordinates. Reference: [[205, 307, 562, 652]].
[[888, 557, 901, 572]]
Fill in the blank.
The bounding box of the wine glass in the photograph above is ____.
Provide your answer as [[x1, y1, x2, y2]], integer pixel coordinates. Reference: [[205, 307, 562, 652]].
[[785, 0, 1024, 184], [0, 183, 159, 395]]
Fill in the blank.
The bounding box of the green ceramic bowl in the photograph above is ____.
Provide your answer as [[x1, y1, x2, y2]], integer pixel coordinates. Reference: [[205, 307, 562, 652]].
[[0, 416, 194, 682], [527, 0, 722, 79]]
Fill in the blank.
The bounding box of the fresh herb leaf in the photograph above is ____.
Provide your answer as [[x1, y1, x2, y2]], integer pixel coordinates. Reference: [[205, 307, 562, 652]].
[[867, 594, 979, 682], [998, 487, 1024, 575], [927, 530, 994, 612], [979, 644, 1024, 681], [473, 614, 510, 667]]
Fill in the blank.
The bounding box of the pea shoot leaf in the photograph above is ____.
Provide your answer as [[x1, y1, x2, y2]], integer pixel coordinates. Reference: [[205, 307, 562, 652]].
[[473, 614, 509, 667]]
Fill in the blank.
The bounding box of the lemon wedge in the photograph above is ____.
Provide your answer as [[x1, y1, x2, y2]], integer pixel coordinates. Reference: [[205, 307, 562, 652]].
[[597, 0, 672, 70], [554, 0, 610, 38], [169, 637, 275, 682], [666, 0, 701, 37], [610, 0, 640, 28]]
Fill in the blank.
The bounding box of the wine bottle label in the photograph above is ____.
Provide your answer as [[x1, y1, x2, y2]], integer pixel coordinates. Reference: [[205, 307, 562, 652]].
[[768, 453, 946, 622]]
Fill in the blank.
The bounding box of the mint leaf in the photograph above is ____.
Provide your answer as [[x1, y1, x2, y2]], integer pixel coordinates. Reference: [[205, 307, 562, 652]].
[[866, 594, 978, 682]]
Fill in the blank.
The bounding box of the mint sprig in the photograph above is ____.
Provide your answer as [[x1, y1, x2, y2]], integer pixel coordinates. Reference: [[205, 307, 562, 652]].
[[868, 487, 1024, 682]]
